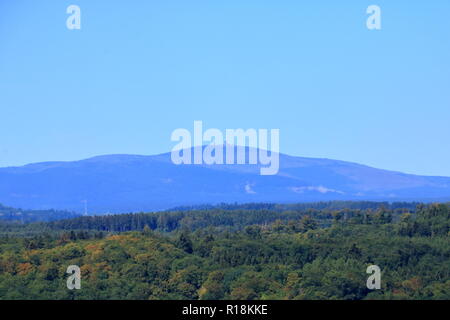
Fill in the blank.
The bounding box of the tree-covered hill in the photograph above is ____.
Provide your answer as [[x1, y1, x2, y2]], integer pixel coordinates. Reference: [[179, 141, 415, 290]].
[[0, 203, 448, 300]]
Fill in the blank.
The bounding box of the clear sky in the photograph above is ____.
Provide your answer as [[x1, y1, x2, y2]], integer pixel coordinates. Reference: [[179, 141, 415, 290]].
[[1, 0, 449, 176]]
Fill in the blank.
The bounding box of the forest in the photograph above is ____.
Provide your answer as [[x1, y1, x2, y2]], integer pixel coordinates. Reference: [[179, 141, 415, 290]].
[[0, 202, 448, 300]]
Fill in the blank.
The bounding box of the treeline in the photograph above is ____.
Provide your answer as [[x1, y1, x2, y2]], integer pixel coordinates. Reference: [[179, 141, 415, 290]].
[[168, 201, 421, 212], [48, 210, 323, 233], [46, 201, 424, 233], [0, 203, 448, 300], [0, 200, 419, 226]]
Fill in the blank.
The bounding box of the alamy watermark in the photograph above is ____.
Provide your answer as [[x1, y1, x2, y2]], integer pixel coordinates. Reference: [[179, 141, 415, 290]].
[[66, 5, 81, 30], [65, 5, 380, 31], [366, 265, 381, 290], [367, 5, 381, 30], [67, 265, 81, 290], [171, 121, 280, 175]]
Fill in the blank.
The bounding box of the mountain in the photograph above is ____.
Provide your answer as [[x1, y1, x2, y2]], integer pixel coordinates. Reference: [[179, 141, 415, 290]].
[[0, 147, 449, 213]]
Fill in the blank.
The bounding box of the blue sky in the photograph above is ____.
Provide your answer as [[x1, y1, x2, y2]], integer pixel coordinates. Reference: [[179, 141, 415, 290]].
[[1, 0, 449, 176]]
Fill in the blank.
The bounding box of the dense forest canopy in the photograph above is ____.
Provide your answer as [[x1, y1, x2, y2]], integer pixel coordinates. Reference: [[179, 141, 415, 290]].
[[0, 201, 448, 300]]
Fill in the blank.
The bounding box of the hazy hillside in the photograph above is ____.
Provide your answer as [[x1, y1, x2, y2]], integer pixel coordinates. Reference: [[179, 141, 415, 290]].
[[0, 147, 449, 213], [0, 203, 79, 223]]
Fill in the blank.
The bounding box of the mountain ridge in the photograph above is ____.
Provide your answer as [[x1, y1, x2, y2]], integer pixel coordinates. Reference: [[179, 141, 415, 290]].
[[1, 147, 449, 213]]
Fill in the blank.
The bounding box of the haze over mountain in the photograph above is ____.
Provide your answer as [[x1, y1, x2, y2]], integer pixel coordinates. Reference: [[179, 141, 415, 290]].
[[0, 147, 449, 213]]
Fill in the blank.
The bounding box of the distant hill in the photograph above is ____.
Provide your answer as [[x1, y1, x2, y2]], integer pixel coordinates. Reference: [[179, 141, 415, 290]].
[[0, 147, 449, 213], [0, 203, 79, 223]]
